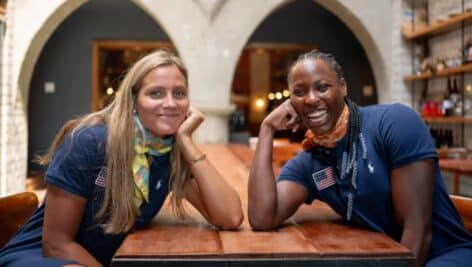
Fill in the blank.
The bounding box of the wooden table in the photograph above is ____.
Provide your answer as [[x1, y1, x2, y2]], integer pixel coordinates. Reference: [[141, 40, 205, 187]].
[[112, 144, 414, 267], [439, 159, 472, 195]]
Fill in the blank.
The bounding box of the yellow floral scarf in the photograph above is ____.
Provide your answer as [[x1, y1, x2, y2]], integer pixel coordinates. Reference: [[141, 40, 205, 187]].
[[302, 104, 349, 150], [133, 115, 173, 207]]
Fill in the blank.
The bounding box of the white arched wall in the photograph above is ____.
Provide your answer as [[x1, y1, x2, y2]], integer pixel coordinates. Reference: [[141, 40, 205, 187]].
[[133, 0, 398, 141], [133, 0, 290, 144], [315, 0, 389, 102], [315, 0, 410, 104], [1, 0, 402, 195], [1, 0, 88, 195]]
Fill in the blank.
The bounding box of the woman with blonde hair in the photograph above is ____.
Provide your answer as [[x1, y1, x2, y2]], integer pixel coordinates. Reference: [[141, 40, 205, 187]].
[[0, 49, 243, 267]]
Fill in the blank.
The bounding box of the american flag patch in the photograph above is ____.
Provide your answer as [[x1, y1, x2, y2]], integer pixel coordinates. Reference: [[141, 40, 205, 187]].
[[312, 167, 336, 191], [94, 167, 107, 187]]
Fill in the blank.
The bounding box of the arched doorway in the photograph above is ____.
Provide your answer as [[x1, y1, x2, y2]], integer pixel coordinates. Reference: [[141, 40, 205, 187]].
[[27, 0, 174, 176], [229, 0, 378, 141], [2, 0, 392, 195]]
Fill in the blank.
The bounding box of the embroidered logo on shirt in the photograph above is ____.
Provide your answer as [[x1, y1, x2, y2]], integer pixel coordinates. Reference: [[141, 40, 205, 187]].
[[94, 167, 107, 187], [312, 167, 336, 191], [367, 162, 375, 174]]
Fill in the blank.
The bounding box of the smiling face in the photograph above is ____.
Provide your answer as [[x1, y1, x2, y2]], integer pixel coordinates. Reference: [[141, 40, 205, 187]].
[[135, 64, 189, 137], [288, 58, 346, 135]]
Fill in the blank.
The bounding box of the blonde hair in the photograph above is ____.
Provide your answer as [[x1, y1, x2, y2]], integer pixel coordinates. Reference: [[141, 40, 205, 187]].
[[39, 50, 192, 234]]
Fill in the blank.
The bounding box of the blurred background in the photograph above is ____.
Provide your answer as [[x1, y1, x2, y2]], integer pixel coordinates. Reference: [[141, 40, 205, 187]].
[[1, 0, 471, 197]]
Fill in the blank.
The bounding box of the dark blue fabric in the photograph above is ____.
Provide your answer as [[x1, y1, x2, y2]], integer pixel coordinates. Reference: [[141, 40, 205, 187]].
[[0, 125, 171, 267], [425, 247, 472, 267], [278, 104, 472, 266]]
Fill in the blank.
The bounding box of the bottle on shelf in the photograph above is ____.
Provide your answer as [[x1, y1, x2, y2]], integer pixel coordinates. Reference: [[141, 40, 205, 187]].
[[451, 77, 462, 116], [442, 77, 453, 117], [446, 129, 453, 148], [413, 44, 424, 75], [464, 39, 472, 63], [434, 128, 453, 148], [438, 128, 446, 148], [465, 84, 472, 117]]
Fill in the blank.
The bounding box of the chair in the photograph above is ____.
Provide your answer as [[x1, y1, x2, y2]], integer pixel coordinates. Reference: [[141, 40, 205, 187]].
[[0, 192, 39, 248], [436, 148, 468, 159], [450, 195, 472, 233], [272, 141, 302, 168]]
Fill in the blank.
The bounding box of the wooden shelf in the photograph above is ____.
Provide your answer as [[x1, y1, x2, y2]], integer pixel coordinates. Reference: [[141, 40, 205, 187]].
[[423, 116, 472, 123], [404, 10, 471, 148], [404, 71, 432, 81], [404, 63, 472, 81], [403, 10, 472, 40]]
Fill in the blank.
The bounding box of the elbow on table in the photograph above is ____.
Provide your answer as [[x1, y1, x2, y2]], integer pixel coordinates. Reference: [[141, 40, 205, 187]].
[[248, 216, 277, 231], [217, 212, 244, 230]]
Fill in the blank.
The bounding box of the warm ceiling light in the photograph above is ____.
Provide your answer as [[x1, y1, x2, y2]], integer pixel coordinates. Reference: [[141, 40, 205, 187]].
[[268, 92, 275, 100], [275, 92, 283, 100], [283, 89, 290, 97], [106, 87, 114, 95], [466, 84, 472, 94], [255, 98, 265, 109]]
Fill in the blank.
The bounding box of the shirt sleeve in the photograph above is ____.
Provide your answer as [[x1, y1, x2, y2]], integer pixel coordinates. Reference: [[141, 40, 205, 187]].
[[277, 151, 317, 204], [377, 104, 437, 169], [45, 127, 104, 198]]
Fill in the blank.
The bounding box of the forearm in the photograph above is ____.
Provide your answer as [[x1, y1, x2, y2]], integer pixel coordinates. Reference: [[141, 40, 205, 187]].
[[43, 239, 102, 267], [391, 160, 435, 267], [400, 224, 432, 267], [248, 122, 279, 230], [177, 136, 243, 229]]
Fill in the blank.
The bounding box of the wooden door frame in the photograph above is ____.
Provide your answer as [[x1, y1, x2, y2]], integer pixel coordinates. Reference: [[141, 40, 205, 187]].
[[91, 40, 172, 111]]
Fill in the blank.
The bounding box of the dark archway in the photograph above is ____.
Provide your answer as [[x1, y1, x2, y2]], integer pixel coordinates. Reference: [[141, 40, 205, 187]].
[[27, 0, 172, 173], [230, 0, 377, 139]]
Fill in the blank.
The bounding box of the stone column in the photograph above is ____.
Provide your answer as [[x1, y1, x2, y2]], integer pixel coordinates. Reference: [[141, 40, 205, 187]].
[[193, 105, 234, 144]]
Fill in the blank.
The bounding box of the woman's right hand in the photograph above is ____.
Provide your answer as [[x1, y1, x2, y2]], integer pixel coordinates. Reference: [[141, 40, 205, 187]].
[[248, 99, 307, 230], [262, 99, 301, 133], [177, 106, 205, 139]]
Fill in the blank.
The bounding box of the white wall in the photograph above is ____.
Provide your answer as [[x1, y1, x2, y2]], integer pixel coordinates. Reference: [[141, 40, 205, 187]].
[[0, 0, 397, 195]]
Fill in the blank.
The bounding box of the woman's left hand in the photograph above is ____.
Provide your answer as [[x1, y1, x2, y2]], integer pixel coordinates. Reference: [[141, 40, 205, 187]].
[[177, 106, 205, 138]]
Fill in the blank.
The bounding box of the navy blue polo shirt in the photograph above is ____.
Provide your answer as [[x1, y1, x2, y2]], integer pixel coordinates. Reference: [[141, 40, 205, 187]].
[[278, 104, 472, 264], [0, 125, 171, 267]]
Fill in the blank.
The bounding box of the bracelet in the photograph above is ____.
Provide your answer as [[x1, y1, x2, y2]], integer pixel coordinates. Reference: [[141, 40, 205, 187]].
[[190, 153, 206, 165]]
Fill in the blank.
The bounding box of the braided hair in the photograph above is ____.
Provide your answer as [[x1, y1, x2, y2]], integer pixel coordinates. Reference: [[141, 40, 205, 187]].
[[342, 97, 363, 220], [289, 50, 368, 221], [288, 50, 344, 83]]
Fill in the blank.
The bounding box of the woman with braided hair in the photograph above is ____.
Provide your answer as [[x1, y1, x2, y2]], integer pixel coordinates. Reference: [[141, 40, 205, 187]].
[[0, 50, 243, 267], [248, 50, 472, 267]]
